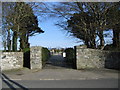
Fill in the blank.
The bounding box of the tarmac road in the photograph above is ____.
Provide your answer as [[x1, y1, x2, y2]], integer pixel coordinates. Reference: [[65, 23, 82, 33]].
[[2, 79, 119, 88]]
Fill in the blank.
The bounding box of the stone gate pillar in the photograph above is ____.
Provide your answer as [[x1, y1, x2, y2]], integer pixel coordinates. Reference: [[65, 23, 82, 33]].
[[30, 46, 42, 69]]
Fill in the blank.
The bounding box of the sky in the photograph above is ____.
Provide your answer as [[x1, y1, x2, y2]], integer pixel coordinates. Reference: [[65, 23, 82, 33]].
[[29, 17, 82, 48], [29, 2, 83, 49]]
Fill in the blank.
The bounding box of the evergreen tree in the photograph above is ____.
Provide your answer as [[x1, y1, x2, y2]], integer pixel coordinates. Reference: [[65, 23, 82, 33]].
[[2, 2, 44, 51]]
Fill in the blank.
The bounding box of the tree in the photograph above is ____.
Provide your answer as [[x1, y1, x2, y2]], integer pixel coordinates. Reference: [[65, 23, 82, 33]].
[[67, 12, 96, 48], [107, 2, 120, 48], [2, 2, 16, 51], [85, 2, 115, 49], [2, 2, 44, 51], [16, 2, 44, 51]]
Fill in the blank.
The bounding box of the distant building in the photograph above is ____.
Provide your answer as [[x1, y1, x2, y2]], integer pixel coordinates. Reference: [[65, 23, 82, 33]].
[[50, 48, 65, 55]]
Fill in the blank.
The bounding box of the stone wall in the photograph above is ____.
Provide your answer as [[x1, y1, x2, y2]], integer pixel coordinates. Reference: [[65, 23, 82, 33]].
[[1, 52, 23, 71], [75, 46, 120, 70], [30, 46, 42, 69]]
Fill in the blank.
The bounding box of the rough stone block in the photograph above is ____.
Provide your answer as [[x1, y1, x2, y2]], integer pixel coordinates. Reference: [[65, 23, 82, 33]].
[[30, 46, 42, 69]]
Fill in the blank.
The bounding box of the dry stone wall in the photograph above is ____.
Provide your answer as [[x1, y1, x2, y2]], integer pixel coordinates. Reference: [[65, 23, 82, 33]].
[[1, 52, 23, 71], [76, 46, 120, 70], [30, 46, 42, 69]]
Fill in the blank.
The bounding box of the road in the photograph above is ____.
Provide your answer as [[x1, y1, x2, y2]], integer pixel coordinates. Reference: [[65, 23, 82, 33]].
[[2, 79, 118, 88]]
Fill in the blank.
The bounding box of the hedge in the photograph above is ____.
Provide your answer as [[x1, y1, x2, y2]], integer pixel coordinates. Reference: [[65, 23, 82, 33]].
[[64, 48, 76, 68]]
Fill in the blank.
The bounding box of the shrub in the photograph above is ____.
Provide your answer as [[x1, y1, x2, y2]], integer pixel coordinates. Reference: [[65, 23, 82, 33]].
[[64, 48, 76, 68], [42, 47, 50, 66], [23, 48, 30, 68]]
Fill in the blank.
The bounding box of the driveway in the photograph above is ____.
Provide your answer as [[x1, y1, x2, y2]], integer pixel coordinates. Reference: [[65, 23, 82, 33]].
[[44, 55, 72, 69]]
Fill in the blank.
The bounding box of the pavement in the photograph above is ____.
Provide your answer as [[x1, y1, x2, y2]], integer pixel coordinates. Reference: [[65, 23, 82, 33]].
[[1, 55, 120, 88]]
